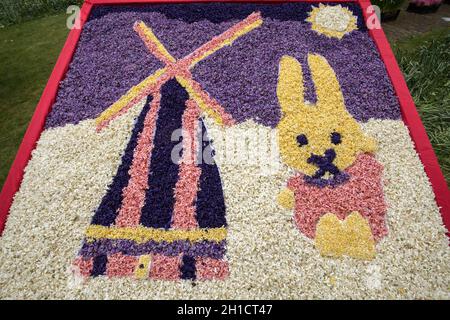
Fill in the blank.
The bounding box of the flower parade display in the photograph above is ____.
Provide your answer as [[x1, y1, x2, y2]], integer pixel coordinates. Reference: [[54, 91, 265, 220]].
[[0, 1, 449, 299]]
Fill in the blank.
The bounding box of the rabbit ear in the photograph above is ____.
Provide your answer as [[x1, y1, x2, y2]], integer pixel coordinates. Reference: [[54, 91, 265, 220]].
[[308, 54, 345, 113], [277, 55, 304, 116]]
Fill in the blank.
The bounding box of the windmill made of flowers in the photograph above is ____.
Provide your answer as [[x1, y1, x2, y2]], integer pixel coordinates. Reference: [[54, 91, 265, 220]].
[[73, 12, 263, 281]]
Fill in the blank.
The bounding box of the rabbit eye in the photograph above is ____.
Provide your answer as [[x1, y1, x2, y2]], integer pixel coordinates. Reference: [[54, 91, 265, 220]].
[[296, 134, 308, 147], [331, 132, 342, 145]]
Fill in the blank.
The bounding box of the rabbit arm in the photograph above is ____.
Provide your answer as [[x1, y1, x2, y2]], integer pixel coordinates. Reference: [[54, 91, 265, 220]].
[[277, 187, 295, 210]]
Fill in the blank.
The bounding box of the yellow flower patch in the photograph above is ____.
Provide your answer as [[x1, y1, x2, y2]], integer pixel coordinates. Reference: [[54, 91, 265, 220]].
[[134, 255, 152, 279], [315, 212, 376, 260], [277, 187, 295, 210], [85, 225, 227, 244]]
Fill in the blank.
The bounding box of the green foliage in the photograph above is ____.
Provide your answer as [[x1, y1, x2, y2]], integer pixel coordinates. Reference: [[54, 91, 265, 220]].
[[394, 30, 450, 185], [0, 0, 83, 26], [371, 0, 406, 12], [0, 13, 69, 188]]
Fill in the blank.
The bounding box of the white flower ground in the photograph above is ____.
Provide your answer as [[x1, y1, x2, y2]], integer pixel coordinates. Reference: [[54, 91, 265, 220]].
[[0, 103, 449, 299]]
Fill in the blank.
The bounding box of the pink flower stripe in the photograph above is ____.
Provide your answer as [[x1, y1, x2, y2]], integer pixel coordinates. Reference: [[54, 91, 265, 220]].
[[288, 154, 388, 241], [172, 99, 201, 230], [196, 257, 229, 280], [106, 253, 138, 277], [149, 254, 181, 280], [114, 91, 161, 227], [73, 256, 93, 277]]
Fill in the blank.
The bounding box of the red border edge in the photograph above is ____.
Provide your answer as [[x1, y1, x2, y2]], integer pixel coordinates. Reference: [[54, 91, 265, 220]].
[[358, 0, 450, 238], [87, 0, 356, 4], [0, 0, 448, 238]]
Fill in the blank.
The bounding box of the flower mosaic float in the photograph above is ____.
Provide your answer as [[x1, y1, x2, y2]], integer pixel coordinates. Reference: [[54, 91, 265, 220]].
[[0, 1, 449, 299]]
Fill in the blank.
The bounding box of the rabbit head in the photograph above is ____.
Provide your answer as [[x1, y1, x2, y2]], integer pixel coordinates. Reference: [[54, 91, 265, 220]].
[[276, 54, 376, 178]]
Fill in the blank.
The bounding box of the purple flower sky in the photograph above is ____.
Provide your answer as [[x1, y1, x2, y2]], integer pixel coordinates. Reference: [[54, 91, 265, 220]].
[[45, 2, 401, 129]]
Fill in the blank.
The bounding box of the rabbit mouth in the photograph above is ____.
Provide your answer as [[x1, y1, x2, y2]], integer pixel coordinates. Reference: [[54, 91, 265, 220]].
[[307, 149, 340, 179], [305, 149, 350, 187]]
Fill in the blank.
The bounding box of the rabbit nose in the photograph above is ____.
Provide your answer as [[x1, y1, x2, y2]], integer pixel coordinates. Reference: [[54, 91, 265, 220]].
[[324, 149, 336, 162]]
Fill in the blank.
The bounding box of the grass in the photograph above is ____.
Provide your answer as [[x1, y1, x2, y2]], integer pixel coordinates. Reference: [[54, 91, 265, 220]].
[[0, 0, 83, 26], [371, 0, 407, 13], [393, 29, 450, 185], [0, 14, 448, 191], [0, 13, 69, 189]]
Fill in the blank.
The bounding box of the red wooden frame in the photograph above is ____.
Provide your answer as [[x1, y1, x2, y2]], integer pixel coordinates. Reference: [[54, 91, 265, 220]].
[[359, 0, 450, 237], [0, 0, 449, 238]]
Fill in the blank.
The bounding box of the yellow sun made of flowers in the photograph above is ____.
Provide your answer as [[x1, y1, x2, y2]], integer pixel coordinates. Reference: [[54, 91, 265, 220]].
[[307, 4, 358, 39]]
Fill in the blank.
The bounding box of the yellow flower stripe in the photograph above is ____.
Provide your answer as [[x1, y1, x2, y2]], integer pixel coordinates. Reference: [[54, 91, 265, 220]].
[[277, 187, 295, 210], [176, 75, 224, 126], [85, 225, 227, 244], [134, 21, 176, 64], [95, 68, 166, 127]]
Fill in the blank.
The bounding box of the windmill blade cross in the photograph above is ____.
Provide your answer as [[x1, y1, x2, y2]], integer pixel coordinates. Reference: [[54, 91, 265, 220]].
[[95, 12, 263, 130]]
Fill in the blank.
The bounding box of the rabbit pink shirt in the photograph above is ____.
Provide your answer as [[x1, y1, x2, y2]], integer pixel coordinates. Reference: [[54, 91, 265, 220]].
[[287, 153, 388, 241]]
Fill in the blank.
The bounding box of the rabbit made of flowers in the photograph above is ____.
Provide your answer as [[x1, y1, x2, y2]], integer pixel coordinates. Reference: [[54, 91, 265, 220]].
[[276, 54, 388, 260]]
